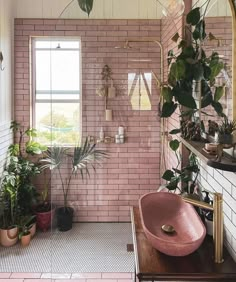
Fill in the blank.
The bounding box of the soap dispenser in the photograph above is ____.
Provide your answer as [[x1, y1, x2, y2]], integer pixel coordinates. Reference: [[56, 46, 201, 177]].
[[99, 127, 104, 142], [203, 191, 210, 204], [205, 201, 213, 236], [202, 191, 210, 213]]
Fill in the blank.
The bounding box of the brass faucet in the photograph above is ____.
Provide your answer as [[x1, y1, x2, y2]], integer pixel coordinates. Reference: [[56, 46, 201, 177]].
[[182, 192, 224, 264]]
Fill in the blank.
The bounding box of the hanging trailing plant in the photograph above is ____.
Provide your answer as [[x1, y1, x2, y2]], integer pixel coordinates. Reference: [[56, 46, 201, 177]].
[[162, 139, 200, 193], [161, 4, 226, 120]]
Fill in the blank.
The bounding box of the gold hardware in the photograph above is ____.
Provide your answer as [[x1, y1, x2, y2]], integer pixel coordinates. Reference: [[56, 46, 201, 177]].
[[161, 224, 175, 234], [183, 192, 224, 263], [97, 136, 115, 144]]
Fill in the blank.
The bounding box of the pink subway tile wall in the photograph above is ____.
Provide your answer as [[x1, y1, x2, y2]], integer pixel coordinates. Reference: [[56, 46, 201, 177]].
[[14, 19, 161, 222]]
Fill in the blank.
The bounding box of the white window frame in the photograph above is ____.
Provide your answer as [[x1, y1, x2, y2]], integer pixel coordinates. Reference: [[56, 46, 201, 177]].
[[31, 37, 82, 147]]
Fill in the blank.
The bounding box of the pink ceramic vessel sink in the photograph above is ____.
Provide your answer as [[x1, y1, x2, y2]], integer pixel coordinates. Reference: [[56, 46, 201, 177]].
[[139, 192, 206, 256]]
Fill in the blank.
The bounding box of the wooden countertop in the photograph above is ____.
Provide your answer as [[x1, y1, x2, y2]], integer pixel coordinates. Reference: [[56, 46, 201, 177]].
[[131, 206, 236, 281]]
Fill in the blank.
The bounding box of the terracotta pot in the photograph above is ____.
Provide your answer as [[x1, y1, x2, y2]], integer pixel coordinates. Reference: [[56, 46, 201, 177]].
[[36, 206, 55, 232], [0, 227, 18, 247], [29, 223, 36, 237], [21, 233, 31, 247]]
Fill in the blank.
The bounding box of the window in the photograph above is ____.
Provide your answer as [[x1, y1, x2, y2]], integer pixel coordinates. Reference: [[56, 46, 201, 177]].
[[128, 72, 152, 110], [32, 38, 81, 146]]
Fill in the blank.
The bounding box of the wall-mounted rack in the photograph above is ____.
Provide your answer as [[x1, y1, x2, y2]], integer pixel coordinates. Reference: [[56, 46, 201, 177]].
[[180, 137, 236, 172]]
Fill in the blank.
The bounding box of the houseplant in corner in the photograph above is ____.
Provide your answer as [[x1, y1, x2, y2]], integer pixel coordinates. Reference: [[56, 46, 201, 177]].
[[35, 172, 56, 232], [0, 121, 47, 246], [41, 137, 108, 231]]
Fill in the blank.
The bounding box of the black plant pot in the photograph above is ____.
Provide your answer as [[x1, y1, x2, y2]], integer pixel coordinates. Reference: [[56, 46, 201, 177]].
[[57, 207, 74, 231]]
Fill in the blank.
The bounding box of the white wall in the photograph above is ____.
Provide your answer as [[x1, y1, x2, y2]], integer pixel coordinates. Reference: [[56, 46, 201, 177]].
[[14, 0, 164, 19], [14, 0, 231, 19], [197, 161, 236, 261], [0, 0, 14, 171], [193, 0, 232, 17]]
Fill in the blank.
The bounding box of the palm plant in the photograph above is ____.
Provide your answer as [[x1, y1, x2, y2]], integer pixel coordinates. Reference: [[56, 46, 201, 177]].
[[41, 137, 108, 209]]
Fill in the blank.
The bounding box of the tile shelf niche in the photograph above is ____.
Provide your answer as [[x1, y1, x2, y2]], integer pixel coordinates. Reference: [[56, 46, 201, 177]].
[[179, 137, 236, 172]]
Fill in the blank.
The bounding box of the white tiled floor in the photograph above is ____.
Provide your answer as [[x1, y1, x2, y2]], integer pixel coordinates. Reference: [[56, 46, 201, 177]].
[[0, 223, 134, 273]]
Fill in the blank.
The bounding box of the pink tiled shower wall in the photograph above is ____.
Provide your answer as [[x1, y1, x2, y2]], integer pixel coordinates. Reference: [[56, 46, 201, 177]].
[[14, 19, 162, 222]]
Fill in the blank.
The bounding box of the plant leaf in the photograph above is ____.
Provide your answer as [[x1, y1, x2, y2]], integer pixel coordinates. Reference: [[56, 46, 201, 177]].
[[169, 60, 185, 81], [209, 32, 217, 41], [203, 65, 211, 80], [161, 87, 173, 103], [171, 32, 180, 43], [177, 92, 197, 109], [178, 40, 187, 49], [201, 92, 213, 108], [77, 0, 94, 16], [169, 139, 180, 151], [209, 61, 224, 82], [186, 7, 200, 26], [169, 129, 181, 135], [211, 101, 224, 116], [162, 170, 174, 181], [214, 85, 225, 102], [166, 179, 179, 190], [192, 20, 206, 41], [161, 102, 178, 118]]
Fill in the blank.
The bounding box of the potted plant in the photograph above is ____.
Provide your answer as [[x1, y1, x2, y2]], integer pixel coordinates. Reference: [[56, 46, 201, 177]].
[[18, 215, 36, 246], [160, 3, 226, 125], [41, 137, 108, 231], [216, 117, 236, 144], [35, 173, 56, 232], [0, 166, 19, 247], [0, 121, 47, 245]]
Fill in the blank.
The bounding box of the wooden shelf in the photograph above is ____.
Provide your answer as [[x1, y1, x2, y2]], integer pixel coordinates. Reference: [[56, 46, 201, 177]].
[[179, 137, 236, 172], [131, 206, 236, 281]]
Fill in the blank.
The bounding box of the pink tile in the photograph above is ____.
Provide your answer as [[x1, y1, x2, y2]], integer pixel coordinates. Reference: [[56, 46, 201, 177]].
[[14, 18, 163, 223], [72, 273, 101, 279], [24, 280, 52, 282], [11, 273, 41, 278], [55, 280, 83, 282], [0, 273, 11, 278], [102, 273, 132, 279], [0, 280, 23, 282], [87, 279, 117, 282]]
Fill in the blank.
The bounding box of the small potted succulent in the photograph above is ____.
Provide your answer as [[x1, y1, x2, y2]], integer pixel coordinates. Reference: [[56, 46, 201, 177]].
[[216, 118, 236, 144]]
